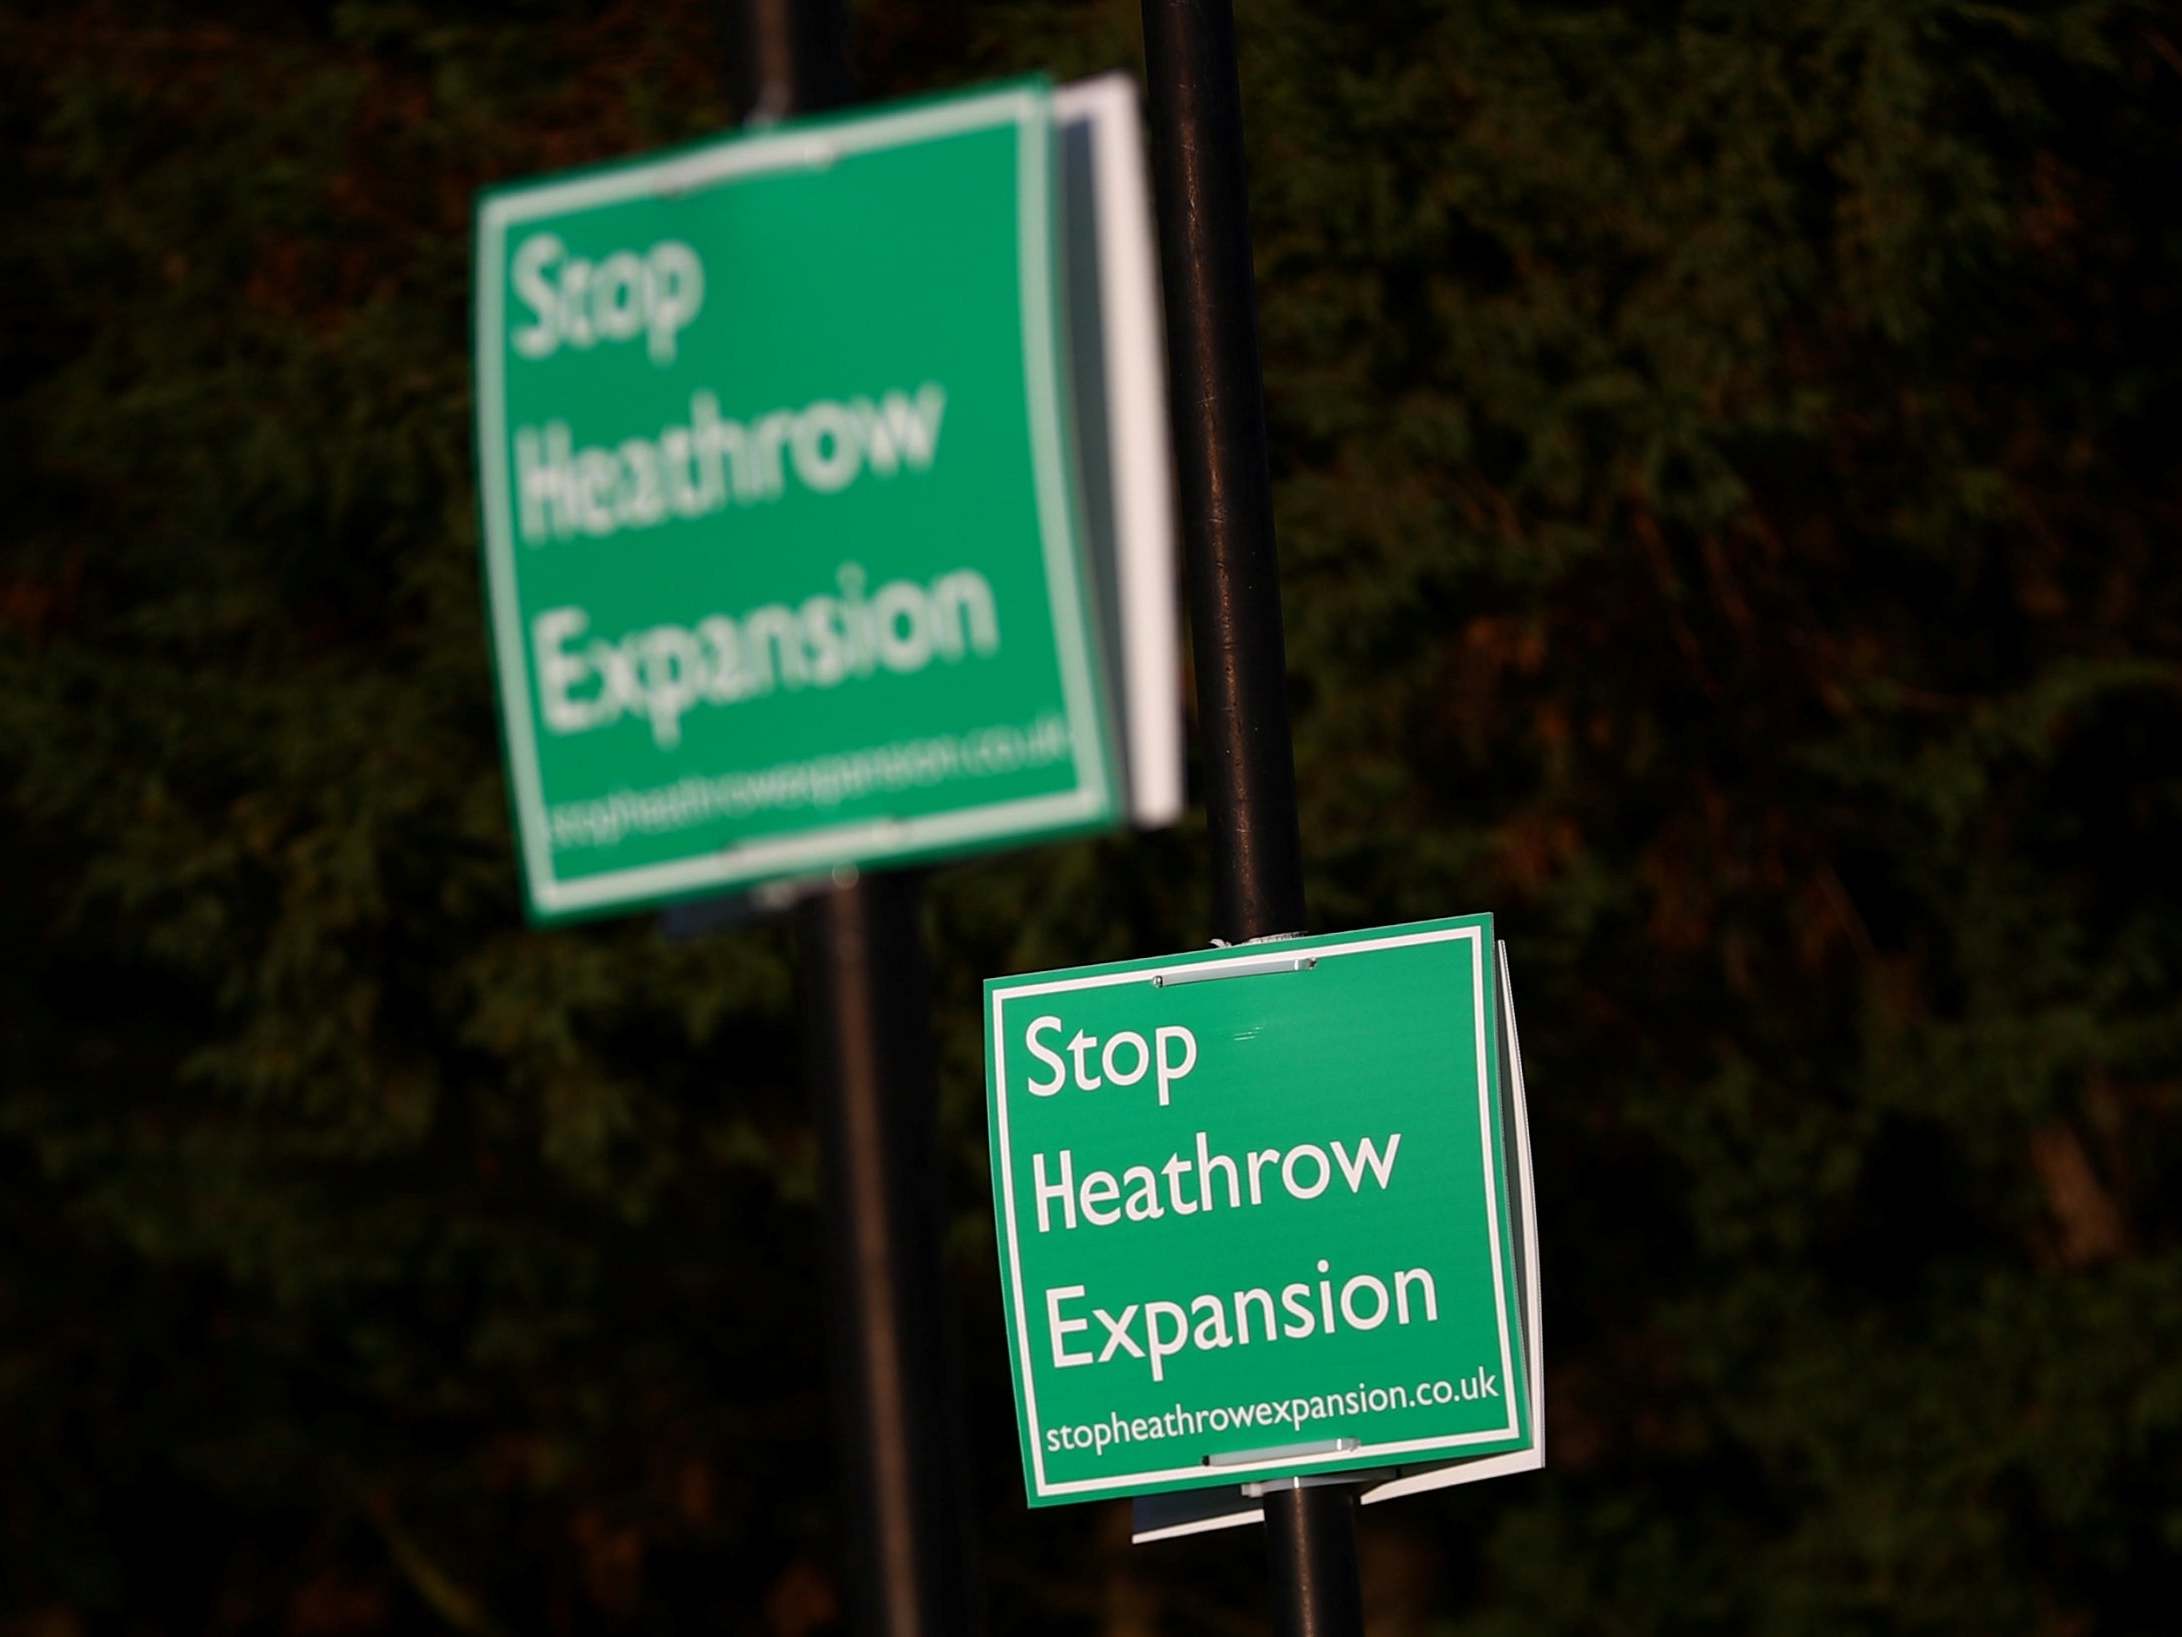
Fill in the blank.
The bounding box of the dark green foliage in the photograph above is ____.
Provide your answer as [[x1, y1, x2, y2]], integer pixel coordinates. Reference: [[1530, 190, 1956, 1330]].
[[4, 0, 2178, 1630]]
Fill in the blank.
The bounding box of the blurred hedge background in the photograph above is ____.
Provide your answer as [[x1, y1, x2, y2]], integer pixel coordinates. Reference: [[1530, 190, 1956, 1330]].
[[5, 1, 2180, 1631]]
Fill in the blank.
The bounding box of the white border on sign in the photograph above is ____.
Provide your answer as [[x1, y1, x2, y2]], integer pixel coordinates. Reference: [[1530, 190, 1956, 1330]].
[[1052, 76, 1182, 829], [989, 925, 1520, 1499], [475, 86, 1110, 917], [1361, 938, 1545, 1504]]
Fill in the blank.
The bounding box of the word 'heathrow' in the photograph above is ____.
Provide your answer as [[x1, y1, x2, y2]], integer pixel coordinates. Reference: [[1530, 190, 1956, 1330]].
[[515, 386, 948, 546]]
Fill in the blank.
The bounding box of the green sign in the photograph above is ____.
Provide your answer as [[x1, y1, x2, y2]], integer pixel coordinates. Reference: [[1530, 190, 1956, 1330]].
[[985, 915, 1535, 1506], [475, 80, 1121, 922]]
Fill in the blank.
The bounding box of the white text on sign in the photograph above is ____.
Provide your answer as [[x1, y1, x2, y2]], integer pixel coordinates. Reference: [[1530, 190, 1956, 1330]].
[[511, 233, 704, 366], [1015, 1010, 1436, 1383], [1024, 1018, 1197, 1105]]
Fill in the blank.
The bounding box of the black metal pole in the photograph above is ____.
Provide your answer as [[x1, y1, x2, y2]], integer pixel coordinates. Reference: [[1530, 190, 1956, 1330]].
[[730, 5, 974, 1633], [1137, 2, 1366, 1633], [1136, 0, 1307, 943], [800, 871, 974, 1637], [1262, 1484, 1366, 1637]]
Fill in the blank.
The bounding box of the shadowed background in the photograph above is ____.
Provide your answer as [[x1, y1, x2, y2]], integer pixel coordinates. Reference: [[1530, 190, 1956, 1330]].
[[4, 1, 2179, 1631]]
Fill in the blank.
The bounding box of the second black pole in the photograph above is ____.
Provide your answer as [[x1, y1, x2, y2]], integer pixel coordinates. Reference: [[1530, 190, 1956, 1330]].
[[1137, 2, 1366, 1633], [732, 5, 976, 1634]]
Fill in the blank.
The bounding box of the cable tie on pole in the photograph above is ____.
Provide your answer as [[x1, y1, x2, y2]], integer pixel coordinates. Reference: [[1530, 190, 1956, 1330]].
[[1153, 954, 1315, 988], [1205, 1436, 1358, 1468]]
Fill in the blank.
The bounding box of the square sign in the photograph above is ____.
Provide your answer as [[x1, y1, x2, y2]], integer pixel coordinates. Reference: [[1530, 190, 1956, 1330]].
[[984, 915, 1536, 1506], [475, 80, 1125, 922]]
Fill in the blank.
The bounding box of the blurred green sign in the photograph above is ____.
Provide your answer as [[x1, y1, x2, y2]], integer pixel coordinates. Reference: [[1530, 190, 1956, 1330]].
[[474, 80, 1121, 922], [985, 915, 1535, 1505]]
